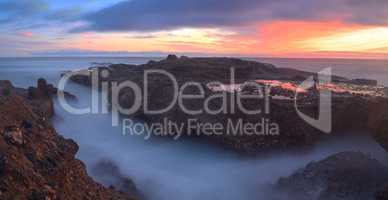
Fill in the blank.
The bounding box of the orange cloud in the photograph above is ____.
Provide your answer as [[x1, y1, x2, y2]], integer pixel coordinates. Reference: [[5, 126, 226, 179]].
[[56, 21, 388, 59], [230, 21, 365, 55], [19, 31, 34, 38]]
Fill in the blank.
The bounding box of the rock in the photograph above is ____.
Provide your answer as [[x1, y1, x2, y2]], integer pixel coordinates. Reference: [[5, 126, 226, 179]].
[[0, 80, 13, 97], [1, 88, 11, 97], [166, 54, 178, 61], [0, 154, 7, 176], [376, 186, 388, 200], [277, 152, 388, 200], [39, 185, 57, 200], [147, 60, 157, 65], [68, 56, 378, 154], [69, 73, 92, 86], [29, 78, 55, 99], [27, 79, 56, 118], [0, 81, 137, 200], [3, 126, 23, 145], [25, 78, 76, 119], [368, 97, 388, 152], [0, 80, 13, 89], [349, 79, 378, 86], [91, 160, 140, 199], [21, 120, 33, 129]]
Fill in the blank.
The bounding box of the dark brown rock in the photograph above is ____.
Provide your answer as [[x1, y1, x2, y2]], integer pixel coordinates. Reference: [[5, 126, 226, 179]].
[[349, 79, 378, 86], [27, 79, 55, 118], [0, 81, 137, 200], [166, 54, 178, 61], [277, 152, 388, 200], [368, 97, 388, 152], [4, 126, 23, 145], [376, 186, 388, 200], [91, 160, 140, 199]]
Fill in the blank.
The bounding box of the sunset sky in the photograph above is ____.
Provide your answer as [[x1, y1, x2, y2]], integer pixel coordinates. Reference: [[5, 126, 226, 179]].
[[1, 0, 388, 59]]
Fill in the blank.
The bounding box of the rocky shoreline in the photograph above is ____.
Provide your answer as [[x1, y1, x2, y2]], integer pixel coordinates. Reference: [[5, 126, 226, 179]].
[[1, 56, 388, 199], [0, 80, 138, 200], [277, 152, 388, 200], [66, 55, 388, 199], [68, 55, 388, 154]]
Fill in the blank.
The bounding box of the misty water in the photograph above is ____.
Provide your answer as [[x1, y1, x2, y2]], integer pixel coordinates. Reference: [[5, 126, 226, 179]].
[[1, 57, 387, 200]]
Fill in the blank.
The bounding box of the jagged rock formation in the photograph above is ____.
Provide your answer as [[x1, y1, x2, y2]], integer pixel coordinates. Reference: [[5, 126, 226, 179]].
[[0, 80, 137, 200], [91, 160, 140, 198], [277, 152, 388, 200]]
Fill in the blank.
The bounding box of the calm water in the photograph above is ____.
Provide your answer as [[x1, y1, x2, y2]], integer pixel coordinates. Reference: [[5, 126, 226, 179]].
[[0, 57, 387, 200], [254, 57, 388, 86], [0, 57, 157, 87], [1, 57, 387, 86]]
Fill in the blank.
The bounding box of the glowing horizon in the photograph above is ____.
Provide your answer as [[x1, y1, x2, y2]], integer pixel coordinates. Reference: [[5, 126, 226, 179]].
[[1, 0, 388, 59]]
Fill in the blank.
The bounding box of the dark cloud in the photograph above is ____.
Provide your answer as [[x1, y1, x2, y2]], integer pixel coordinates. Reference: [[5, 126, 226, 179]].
[[74, 0, 388, 32], [2, 0, 388, 33], [0, 0, 82, 32], [73, 0, 265, 32], [0, 0, 48, 24], [45, 6, 82, 22]]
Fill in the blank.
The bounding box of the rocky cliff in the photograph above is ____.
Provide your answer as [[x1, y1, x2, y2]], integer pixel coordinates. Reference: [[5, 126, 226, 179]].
[[368, 98, 388, 200], [277, 152, 388, 200], [368, 97, 388, 152], [0, 80, 137, 200]]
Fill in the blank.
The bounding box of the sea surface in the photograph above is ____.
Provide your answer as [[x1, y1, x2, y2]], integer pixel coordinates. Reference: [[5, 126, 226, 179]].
[[255, 57, 388, 86], [0, 57, 387, 200]]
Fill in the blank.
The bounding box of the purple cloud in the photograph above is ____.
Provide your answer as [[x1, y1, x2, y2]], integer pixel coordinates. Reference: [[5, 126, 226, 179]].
[[72, 0, 388, 32]]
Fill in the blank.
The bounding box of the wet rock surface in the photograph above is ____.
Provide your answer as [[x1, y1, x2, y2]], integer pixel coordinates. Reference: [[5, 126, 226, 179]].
[[277, 152, 388, 200], [0, 80, 137, 200]]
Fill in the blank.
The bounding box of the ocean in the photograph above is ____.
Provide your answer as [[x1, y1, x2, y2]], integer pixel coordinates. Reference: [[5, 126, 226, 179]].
[[0, 57, 387, 200], [1, 57, 387, 86], [255, 57, 388, 86]]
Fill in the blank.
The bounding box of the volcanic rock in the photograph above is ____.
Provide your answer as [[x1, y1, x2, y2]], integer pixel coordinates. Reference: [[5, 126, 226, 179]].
[[349, 78, 378, 86], [67, 56, 380, 154], [0, 80, 137, 200], [368, 97, 388, 152], [91, 160, 140, 198], [277, 152, 388, 200], [3, 126, 23, 145]]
